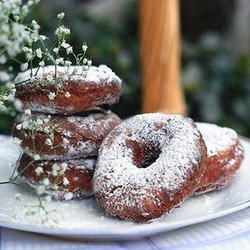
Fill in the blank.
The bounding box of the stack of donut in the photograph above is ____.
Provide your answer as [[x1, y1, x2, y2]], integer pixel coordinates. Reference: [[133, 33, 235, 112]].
[[13, 65, 122, 200]]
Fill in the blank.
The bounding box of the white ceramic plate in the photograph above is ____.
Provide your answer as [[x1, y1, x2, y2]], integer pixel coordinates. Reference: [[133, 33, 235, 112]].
[[0, 136, 250, 240]]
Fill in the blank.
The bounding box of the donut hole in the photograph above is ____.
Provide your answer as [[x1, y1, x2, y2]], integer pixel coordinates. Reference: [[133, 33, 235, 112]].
[[125, 139, 161, 168]]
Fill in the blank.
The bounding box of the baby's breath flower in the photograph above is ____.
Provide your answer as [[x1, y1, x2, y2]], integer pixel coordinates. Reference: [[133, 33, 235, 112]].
[[20, 63, 28, 71], [33, 154, 41, 161], [55, 26, 70, 37], [61, 41, 70, 48], [65, 60, 72, 66], [39, 35, 46, 41], [35, 167, 44, 176], [24, 109, 31, 116], [57, 12, 65, 19], [52, 163, 60, 172], [35, 48, 42, 58], [66, 46, 73, 55], [48, 92, 56, 100], [53, 47, 59, 54], [63, 137, 70, 145], [31, 20, 40, 31], [63, 177, 69, 186], [64, 91, 71, 98], [82, 44, 88, 52], [36, 118, 43, 125], [42, 178, 50, 186], [55, 58, 64, 65], [16, 123, 22, 130], [64, 192, 73, 200], [39, 61, 45, 67], [45, 138, 52, 146]]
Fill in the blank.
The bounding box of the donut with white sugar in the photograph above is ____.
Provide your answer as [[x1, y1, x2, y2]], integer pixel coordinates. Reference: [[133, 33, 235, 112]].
[[13, 111, 121, 160], [15, 65, 122, 114], [93, 113, 207, 222], [195, 122, 244, 195], [18, 154, 96, 200]]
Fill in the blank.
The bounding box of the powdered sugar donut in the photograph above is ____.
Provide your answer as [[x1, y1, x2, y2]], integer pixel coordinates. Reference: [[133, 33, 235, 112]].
[[18, 154, 96, 200], [195, 122, 244, 195], [13, 111, 121, 160], [93, 114, 207, 222], [15, 65, 122, 114]]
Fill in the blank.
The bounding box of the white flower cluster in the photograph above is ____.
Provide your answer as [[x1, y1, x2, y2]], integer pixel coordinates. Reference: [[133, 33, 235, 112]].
[[35, 161, 73, 200], [0, 1, 91, 110]]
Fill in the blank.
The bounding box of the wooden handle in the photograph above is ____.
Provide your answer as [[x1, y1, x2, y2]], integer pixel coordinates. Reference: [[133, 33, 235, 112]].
[[140, 0, 186, 115]]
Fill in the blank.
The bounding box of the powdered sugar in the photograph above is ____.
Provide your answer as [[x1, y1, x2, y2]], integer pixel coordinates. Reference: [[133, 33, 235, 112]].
[[196, 122, 238, 157], [93, 113, 206, 221], [15, 65, 121, 86]]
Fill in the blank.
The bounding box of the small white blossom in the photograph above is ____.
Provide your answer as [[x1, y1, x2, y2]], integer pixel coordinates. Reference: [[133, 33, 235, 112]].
[[57, 12, 65, 19], [16, 124, 22, 130], [61, 162, 68, 172], [61, 41, 70, 48], [35, 167, 44, 176], [66, 46, 73, 55], [39, 35, 46, 41], [44, 117, 51, 123], [63, 137, 70, 145], [63, 177, 69, 186], [33, 154, 41, 161], [0, 55, 7, 64], [55, 26, 70, 37], [48, 92, 56, 100], [42, 178, 50, 186], [39, 61, 45, 67], [64, 192, 73, 200], [55, 58, 64, 65], [82, 44, 88, 52], [51, 169, 58, 177], [45, 138, 52, 146], [65, 60, 72, 66], [53, 47, 59, 54], [24, 109, 31, 116], [31, 20, 40, 31], [20, 63, 28, 71], [64, 91, 71, 98], [35, 48, 42, 58], [36, 118, 43, 125]]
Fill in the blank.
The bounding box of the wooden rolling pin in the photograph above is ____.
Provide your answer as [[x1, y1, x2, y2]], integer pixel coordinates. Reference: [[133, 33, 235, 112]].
[[140, 0, 186, 115]]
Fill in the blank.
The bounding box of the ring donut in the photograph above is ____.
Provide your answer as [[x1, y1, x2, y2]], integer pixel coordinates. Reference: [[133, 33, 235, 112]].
[[15, 65, 122, 114], [195, 122, 244, 195], [13, 111, 121, 160], [93, 114, 207, 222], [18, 154, 96, 200]]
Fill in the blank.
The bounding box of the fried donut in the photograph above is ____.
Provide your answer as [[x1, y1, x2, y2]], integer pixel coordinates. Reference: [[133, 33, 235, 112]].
[[13, 111, 121, 160], [18, 154, 96, 200], [195, 122, 244, 195], [93, 114, 207, 222], [15, 65, 122, 114]]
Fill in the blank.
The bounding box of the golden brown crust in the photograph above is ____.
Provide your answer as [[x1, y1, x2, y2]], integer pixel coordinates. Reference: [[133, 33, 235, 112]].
[[195, 141, 244, 195], [15, 79, 121, 114], [18, 154, 96, 200], [13, 111, 121, 160]]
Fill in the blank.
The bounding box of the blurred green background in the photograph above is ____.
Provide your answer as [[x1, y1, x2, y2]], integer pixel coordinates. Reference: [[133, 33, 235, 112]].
[[1, 0, 250, 137]]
